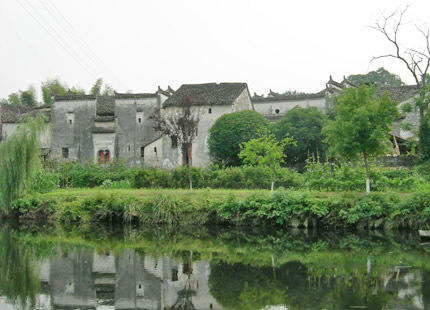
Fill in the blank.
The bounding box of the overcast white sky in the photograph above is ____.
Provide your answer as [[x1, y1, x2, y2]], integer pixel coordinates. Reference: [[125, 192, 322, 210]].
[[1, 0, 430, 100]]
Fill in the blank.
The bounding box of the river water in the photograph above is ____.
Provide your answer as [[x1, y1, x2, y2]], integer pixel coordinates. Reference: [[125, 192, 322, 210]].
[[0, 221, 429, 310]]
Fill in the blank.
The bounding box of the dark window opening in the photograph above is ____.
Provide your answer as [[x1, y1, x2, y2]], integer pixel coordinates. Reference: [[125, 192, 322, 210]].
[[154, 147, 157, 153], [69, 119, 73, 124], [171, 137, 178, 148], [138, 284, 142, 289], [138, 118, 142, 123], [98, 150, 110, 164], [171, 268, 178, 282], [208, 108, 212, 114], [62, 148, 69, 159], [140, 146, 145, 158], [128, 144, 131, 152], [275, 109, 280, 114]]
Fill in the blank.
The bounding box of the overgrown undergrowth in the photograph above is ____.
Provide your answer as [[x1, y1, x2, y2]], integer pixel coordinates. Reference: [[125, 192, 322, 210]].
[[9, 188, 430, 230]]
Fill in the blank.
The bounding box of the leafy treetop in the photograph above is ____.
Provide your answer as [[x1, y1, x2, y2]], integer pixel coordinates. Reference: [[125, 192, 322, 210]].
[[347, 67, 404, 87]]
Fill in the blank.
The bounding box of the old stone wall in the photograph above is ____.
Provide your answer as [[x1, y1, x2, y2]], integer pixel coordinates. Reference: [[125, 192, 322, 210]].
[[50, 99, 96, 161], [253, 96, 326, 117], [115, 97, 160, 166]]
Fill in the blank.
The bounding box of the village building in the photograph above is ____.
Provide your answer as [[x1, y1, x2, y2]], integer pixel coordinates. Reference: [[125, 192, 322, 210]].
[[49, 87, 173, 166], [0, 77, 422, 167], [144, 82, 253, 168], [251, 76, 356, 123]]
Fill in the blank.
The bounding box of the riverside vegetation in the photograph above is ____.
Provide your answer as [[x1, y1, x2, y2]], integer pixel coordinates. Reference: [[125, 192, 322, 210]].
[[7, 160, 430, 230]]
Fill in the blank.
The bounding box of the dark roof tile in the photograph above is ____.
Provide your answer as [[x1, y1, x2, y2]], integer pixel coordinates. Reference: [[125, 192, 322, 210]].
[[252, 90, 326, 103], [0, 104, 35, 123], [96, 96, 115, 116], [163, 83, 248, 107], [376, 85, 418, 103], [94, 115, 115, 122], [92, 127, 116, 134]]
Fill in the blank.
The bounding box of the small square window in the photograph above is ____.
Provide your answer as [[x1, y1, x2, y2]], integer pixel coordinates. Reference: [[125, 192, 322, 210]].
[[62, 147, 69, 159], [138, 118, 142, 123]]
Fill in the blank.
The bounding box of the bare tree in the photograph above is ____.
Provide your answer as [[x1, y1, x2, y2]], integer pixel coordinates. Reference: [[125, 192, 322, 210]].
[[149, 94, 203, 190], [372, 5, 430, 118]]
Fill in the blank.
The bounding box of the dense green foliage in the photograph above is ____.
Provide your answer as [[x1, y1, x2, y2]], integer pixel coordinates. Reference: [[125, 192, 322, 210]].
[[208, 110, 269, 166], [239, 133, 295, 192], [30, 160, 428, 193], [324, 85, 397, 161], [10, 188, 430, 230], [323, 85, 398, 192], [41, 78, 68, 105], [0, 116, 47, 212], [419, 113, 430, 160], [270, 107, 327, 163], [347, 67, 404, 87]]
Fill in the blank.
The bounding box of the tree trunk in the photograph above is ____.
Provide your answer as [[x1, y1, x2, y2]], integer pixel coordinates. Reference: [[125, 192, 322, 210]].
[[188, 163, 193, 191], [182, 143, 193, 191], [270, 180, 274, 194], [363, 151, 370, 194]]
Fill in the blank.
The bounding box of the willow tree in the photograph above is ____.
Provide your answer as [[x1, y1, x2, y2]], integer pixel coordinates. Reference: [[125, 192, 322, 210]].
[[0, 114, 47, 213]]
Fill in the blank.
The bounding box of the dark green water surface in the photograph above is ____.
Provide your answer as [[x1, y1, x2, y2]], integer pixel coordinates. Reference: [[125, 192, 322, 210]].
[[0, 221, 429, 310]]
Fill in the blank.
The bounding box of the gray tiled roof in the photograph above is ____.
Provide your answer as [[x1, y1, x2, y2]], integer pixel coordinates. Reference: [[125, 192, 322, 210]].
[[252, 90, 326, 103], [54, 94, 96, 101], [0, 104, 34, 123], [376, 85, 418, 103], [114, 93, 158, 99], [92, 127, 116, 134], [163, 83, 248, 107], [94, 115, 115, 122], [96, 96, 115, 116]]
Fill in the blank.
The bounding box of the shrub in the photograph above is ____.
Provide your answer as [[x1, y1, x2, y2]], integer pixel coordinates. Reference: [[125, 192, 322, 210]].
[[208, 110, 269, 166]]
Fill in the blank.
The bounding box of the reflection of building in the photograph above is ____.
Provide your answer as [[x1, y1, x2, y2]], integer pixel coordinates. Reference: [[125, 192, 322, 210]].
[[33, 248, 221, 309], [384, 267, 425, 310], [49, 248, 96, 309]]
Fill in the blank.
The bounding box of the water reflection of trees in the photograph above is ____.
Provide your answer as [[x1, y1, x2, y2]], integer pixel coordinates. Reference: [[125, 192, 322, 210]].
[[209, 261, 422, 310], [0, 226, 40, 309], [1, 222, 430, 310]]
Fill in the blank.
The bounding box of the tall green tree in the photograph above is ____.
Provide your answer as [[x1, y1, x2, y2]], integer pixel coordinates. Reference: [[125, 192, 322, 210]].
[[270, 107, 327, 164], [347, 67, 404, 87], [323, 85, 397, 193], [208, 110, 269, 166], [8, 92, 20, 105], [238, 133, 295, 193], [41, 78, 68, 105], [19, 85, 38, 107], [102, 83, 115, 96], [0, 114, 47, 212], [90, 78, 104, 96]]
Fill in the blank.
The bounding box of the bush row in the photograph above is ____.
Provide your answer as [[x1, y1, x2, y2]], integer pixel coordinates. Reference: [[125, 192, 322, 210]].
[[31, 161, 429, 192]]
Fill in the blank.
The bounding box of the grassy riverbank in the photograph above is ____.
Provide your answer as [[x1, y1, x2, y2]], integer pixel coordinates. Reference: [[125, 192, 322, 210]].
[[9, 188, 430, 230]]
